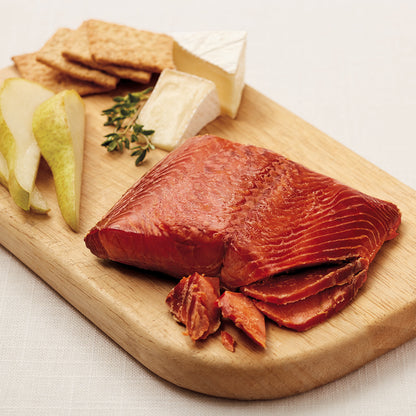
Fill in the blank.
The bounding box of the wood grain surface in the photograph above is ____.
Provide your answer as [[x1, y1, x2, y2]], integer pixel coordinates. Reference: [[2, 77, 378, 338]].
[[1, 65, 416, 400]]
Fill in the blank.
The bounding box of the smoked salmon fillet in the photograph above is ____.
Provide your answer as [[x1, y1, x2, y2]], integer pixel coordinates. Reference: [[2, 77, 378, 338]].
[[85, 134, 401, 335]]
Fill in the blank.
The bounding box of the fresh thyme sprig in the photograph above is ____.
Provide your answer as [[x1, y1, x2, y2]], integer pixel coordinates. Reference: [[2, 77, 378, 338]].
[[101, 88, 155, 165]]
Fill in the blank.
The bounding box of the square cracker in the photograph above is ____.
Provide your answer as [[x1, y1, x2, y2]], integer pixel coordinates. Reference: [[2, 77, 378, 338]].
[[36, 28, 119, 89], [12, 53, 114, 96], [62, 21, 152, 84], [86, 19, 175, 73]]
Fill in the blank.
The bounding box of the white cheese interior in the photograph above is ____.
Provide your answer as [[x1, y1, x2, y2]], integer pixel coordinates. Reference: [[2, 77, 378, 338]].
[[138, 69, 220, 151], [172, 31, 246, 118]]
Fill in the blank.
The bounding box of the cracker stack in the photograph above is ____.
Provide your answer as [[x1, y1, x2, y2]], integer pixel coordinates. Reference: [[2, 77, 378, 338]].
[[12, 20, 175, 96]]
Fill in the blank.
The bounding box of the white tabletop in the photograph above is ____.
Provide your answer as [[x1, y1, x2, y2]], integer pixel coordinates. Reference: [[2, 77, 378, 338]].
[[1, 0, 415, 414]]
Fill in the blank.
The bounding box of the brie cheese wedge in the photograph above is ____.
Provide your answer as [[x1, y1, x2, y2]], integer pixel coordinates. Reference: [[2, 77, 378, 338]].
[[172, 31, 246, 118], [137, 69, 220, 151]]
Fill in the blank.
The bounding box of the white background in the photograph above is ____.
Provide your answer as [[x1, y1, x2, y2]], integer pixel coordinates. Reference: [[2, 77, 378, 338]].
[[1, 0, 415, 414]]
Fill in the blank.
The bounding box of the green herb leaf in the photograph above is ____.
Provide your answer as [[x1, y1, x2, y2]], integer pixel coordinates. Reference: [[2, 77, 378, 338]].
[[134, 149, 148, 165], [101, 87, 155, 165]]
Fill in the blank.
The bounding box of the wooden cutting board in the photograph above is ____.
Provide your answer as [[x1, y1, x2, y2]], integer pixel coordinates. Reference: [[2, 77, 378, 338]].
[[1, 65, 416, 400]]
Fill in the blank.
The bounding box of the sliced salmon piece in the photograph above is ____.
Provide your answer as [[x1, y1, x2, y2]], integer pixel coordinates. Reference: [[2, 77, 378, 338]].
[[240, 257, 368, 305], [255, 269, 368, 331], [217, 291, 266, 348], [221, 331, 236, 352], [166, 272, 220, 341]]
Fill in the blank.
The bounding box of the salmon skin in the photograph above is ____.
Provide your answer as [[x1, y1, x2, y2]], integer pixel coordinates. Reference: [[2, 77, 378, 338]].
[[85, 134, 401, 333]]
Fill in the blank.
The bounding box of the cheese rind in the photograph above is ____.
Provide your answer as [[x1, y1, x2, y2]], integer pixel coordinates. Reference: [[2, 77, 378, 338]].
[[172, 31, 246, 118], [137, 69, 220, 151]]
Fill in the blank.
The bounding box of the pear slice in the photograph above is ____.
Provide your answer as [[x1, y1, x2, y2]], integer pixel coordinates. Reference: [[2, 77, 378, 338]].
[[0, 151, 49, 214], [32, 90, 85, 232], [29, 185, 50, 214], [0, 78, 54, 210], [0, 150, 9, 189]]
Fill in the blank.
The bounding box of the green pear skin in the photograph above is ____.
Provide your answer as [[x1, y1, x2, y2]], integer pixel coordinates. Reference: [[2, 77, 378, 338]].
[[32, 90, 85, 232]]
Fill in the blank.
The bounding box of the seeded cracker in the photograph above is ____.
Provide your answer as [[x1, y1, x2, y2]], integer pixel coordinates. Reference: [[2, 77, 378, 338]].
[[36, 28, 119, 89], [86, 19, 175, 73], [12, 53, 114, 96], [62, 22, 152, 84]]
